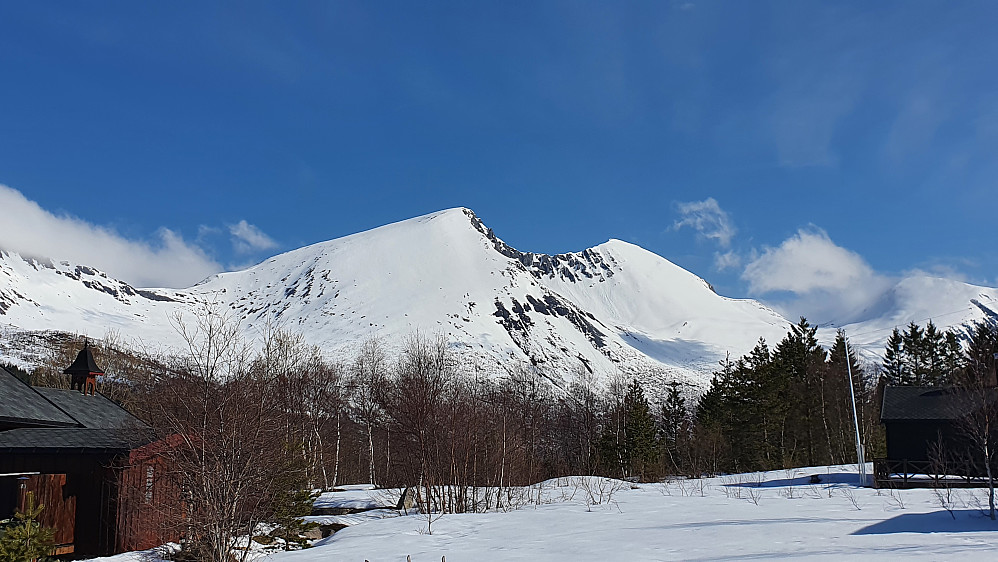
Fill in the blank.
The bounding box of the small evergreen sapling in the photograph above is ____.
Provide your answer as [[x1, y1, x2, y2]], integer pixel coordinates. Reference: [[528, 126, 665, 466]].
[[270, 459, 320, 551], [271, 487, 320, 550], [0, 491, 56, 562]]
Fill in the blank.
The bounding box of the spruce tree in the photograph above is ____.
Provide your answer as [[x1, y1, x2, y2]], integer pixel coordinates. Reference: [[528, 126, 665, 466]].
[[774, 317, 824, 467], [882, 328, 905, 385], [923, 321, 948, 385], [271, 485, 319, 551], [696, 353, 736, 431], [884, 322, 964, 386], [695, 344, 782, 473], [0, 492, 55, 562], [745, 337, 783, 469], [622, 379, 659, 480], [596, 379, 629, 478], [941, 330, 964, 381], [659, 381, 687, 473], [827, 330, 865, 465], [903, 322, 927, 384], [965, 319, 998, 386], [268, 452, 319, 552]]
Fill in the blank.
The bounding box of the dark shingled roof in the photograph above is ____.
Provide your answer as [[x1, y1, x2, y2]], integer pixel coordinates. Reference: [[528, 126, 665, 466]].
[[0, 366, 78, 428], [0, 428, 151, 452], [881, 386, 998, 422], [0, 364, 152, 453], [33, 387, 139, 429], [34, 386, 141, 429], [63, 346, 104, 375]]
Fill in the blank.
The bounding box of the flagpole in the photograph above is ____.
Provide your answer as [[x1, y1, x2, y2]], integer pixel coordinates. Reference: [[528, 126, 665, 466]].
[[843, 331, 867, 486]]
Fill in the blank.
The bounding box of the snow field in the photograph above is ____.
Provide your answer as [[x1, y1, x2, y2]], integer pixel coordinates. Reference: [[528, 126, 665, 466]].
[[270, 466, 998, 561]]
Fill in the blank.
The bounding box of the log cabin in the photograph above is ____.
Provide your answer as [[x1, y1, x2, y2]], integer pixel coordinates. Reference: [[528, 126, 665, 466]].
[[877, 385, 998, 487], [0, 348, 175, 557]]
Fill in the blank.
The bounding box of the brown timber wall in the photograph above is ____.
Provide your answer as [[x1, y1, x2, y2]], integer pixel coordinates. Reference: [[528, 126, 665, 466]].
[[19, 474, 76, 553], [116, 443, 183, 552]]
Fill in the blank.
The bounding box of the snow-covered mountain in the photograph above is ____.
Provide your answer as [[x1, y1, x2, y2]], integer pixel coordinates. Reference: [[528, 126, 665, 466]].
[[827, 275, 998, 361], [0, 208, 789, 389], [0, 207, 995, 389]]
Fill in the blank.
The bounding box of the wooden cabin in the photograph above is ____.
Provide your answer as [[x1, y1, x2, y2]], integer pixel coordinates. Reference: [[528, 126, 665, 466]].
[[877, 385, 998, 486], [0, 353, 176, 557]]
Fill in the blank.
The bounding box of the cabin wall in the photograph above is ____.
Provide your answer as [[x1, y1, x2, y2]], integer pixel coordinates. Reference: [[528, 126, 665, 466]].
[[19, 474, 76, 551], [0, 453, 121, 556], [116, 455, 182, 552], [884, 420, 956, 462]]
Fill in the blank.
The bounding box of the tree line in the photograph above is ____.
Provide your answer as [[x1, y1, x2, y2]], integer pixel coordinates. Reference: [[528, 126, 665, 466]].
[[692, 318, 879, 474], [13, 307, 998, 560], [692, 316, 998, 476]]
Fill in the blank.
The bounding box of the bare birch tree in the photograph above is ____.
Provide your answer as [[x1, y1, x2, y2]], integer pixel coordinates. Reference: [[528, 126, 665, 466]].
[[143, 305, 308, 562]]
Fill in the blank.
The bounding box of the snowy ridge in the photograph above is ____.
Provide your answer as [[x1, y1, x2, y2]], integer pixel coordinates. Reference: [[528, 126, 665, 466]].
[[1, 208, 996, 389], [829, 275, 998, 360]]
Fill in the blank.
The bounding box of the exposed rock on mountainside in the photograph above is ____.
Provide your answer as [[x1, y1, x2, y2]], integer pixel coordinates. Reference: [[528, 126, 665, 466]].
[[2, 208, 996, 390]]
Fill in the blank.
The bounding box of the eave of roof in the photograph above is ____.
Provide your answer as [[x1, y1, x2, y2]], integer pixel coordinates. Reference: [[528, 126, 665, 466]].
[[881, 385, 998, 422], [0, 428, 153, 453]]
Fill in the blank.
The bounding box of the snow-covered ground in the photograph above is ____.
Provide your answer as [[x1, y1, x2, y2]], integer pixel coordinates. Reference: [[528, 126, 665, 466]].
[[85, 465, 998, 561], [272, 466, 998, 561], [312, 484, 386, 511], [308, 484, 398, 528]]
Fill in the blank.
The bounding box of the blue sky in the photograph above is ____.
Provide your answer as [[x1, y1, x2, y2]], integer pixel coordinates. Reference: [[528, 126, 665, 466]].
[[1, 1, 996, 323]]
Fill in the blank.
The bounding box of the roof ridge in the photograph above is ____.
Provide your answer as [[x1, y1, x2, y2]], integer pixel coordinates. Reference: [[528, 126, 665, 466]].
[[29, 384, 86, 428]]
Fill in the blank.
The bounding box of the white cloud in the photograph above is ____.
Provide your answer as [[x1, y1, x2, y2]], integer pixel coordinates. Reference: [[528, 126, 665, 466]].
[[905, 264, 970, 284], [742, 227, 893, 323], [713, 250, 741, 271], [229, 220, 278, 254], [673, 197, 736, 248], [0, 184, 221, 288], [197, 224, 222, 240], [743, 228, 872, 294]]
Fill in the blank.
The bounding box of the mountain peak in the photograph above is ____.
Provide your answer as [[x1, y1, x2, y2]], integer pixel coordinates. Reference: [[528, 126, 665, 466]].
[[0, 207, 789, 389], [5, 208, 991, 392]]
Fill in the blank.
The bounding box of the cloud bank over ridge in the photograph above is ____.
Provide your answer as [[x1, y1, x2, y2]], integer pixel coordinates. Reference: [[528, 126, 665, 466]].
[[0, 185, 275, 288], [742, 227, 894, 324]]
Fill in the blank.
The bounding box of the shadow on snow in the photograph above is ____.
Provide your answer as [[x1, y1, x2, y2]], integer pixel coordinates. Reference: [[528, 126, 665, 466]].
[[723, 471, 861, 489], [853, 510, 998, 535]]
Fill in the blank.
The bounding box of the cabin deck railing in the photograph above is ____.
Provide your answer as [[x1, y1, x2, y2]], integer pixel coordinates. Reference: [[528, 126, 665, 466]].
[[873, 458, 996, 488]]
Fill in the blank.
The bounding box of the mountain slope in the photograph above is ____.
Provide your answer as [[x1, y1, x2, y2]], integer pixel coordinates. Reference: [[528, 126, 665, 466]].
[[2, 207, 996, 390], [828, 275, 998, 360], [0, 209, 791, 388]]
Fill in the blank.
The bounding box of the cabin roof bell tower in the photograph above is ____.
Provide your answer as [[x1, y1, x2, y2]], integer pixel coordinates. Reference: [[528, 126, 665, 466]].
[[63, 340, 104, 396]]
